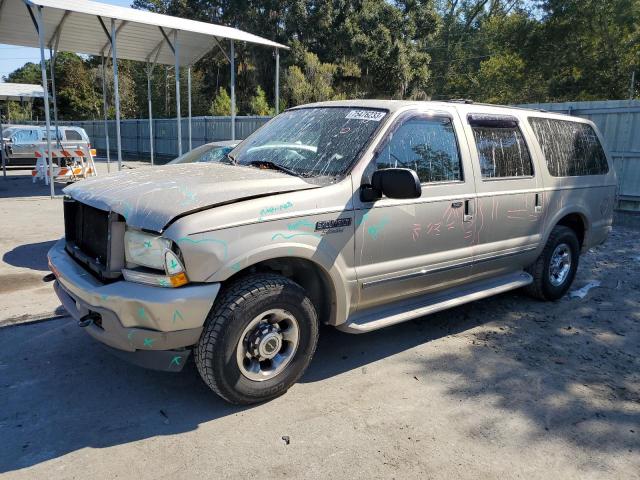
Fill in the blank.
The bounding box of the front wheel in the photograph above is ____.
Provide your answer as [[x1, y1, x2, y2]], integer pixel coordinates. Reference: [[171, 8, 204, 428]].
[[195, 273, 319, 404], [525, 225, 580, 301]]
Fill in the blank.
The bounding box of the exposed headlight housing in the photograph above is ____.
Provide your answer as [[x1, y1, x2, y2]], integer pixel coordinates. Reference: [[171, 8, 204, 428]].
[[124, 230, 171, 270], [123, 229, 189, 287]]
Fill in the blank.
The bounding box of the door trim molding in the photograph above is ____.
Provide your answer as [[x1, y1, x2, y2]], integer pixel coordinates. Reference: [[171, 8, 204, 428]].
[[361, 245, 537, 289]]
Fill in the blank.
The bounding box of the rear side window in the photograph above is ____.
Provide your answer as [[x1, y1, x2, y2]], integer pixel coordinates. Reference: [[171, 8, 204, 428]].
[[65, 129, 83, 141], [528, 118, 609, 176], [469, 116, 533, 179], [376, 116, 462, 183]]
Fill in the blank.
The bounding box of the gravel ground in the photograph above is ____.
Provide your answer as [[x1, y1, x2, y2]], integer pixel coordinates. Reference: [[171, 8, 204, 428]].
[[0, 169, 638, 478]]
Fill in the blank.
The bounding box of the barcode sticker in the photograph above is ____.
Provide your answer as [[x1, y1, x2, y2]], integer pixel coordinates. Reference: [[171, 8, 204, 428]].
[[345, 110, 386, 122]]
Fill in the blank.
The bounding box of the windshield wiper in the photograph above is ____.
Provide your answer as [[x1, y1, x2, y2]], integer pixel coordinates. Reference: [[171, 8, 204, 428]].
[[222, 152, 236, 165], [248, 160, 300, 177]]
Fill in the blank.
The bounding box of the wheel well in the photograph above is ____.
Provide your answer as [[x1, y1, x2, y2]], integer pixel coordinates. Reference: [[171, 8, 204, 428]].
[[556, 213, 586, 247], [223, 258, 335, 325]]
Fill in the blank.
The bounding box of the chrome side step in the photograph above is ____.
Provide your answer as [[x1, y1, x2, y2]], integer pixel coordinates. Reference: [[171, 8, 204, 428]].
[[339, 271, 532, 334]]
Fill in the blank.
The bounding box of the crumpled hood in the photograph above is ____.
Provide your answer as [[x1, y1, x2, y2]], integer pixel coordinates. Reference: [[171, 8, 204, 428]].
[[64, 163, 319, 231]]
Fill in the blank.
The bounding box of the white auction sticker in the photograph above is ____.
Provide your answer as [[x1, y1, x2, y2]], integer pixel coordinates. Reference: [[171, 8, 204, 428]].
[[345, 110, 386, 122]]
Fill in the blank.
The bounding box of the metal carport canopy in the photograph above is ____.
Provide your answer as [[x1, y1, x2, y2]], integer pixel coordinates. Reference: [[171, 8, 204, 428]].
[[0, 0, 288, 198], [0, 83, 45, 179], [0, 83, 44, 101], [0, 0, 288, 65]]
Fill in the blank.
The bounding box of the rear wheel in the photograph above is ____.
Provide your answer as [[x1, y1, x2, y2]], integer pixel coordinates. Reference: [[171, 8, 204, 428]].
[[195, 273, 319, 404], [525, 225, 580, 301]]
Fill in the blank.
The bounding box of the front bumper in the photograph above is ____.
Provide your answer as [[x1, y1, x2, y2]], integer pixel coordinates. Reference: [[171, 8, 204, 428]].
[[48, 238, 220, 371]]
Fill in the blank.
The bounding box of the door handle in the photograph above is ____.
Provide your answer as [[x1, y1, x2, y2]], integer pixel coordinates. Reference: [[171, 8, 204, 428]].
[[463, 199, 474, 222], [451, 201, 463, 208], [534, 193, 543, 213]]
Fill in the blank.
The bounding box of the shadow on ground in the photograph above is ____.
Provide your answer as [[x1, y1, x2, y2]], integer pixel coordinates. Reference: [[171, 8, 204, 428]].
[[0, 173, 66, 199], [3, 240, 56, 271], [0, 228, 638, 473]]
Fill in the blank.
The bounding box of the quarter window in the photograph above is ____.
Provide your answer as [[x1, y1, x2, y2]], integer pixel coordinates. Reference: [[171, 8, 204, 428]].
[[470, 120, 533, 179], [65, 129, 83, 141], [376, 116, 462, 183], [528, 117, 609, 176]]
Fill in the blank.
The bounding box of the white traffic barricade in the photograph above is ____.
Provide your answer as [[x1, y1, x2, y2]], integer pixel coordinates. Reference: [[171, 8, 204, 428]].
[[32, 145, 97, 184]]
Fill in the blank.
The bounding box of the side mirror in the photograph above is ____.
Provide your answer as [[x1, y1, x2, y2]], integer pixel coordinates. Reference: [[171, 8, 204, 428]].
[[362, 168, 422, 201]]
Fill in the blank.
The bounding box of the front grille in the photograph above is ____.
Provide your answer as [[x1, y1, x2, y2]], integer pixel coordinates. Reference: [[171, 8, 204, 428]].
[[64, 197, 125, 279]]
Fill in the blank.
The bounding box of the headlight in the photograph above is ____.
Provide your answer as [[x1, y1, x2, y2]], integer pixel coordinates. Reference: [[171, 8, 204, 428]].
[[123, 229, 189, 288], [124, 230, 171, 270]]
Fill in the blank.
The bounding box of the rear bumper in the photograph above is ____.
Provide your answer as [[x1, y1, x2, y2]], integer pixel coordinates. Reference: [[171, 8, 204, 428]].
[[48, 238, 220, 371]]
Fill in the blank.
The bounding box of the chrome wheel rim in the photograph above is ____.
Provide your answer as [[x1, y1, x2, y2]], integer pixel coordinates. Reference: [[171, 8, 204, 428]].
[[549, 243, 572, 287], [236, 309, 300, 382]]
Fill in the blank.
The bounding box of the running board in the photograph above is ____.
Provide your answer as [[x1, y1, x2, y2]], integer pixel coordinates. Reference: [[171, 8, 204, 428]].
[[339, 271, 533, 333]]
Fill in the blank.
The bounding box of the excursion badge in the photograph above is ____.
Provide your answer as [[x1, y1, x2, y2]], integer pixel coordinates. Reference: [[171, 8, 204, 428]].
[[315, 218, 352, 231]]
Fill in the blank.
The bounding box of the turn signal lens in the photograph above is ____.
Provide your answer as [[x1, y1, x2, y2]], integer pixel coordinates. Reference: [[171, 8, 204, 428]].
[[169, 272, 189, 287]]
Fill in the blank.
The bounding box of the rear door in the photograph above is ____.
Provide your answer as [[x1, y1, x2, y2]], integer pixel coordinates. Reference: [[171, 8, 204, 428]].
[[460, 111, 545, 276], [355, 107, 478, 310]]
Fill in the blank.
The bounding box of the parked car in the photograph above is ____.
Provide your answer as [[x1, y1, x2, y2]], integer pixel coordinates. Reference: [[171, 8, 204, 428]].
[[48, 100, 616, 404], [168, 140, 238, 165], [4, 125, 91, 167]]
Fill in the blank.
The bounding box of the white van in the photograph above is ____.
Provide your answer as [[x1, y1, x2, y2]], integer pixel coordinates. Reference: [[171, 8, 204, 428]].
[[3, 125, 91, 167]]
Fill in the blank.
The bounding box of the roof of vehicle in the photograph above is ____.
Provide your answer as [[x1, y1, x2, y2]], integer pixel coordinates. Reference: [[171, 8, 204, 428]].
[[290, 99, 589, 123]]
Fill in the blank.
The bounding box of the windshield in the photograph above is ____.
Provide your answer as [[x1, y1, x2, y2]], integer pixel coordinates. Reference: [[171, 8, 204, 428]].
[[232, 107, 387, 178], [168, 143, 236, 164]]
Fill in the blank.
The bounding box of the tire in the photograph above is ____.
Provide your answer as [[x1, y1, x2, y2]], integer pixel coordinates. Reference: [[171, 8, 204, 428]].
[[525, 225, 580, 301], [195, 273, 319, 404]]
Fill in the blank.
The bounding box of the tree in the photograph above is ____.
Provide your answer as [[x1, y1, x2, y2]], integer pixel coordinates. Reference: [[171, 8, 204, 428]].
[[248, 86, 273, 115], [210, 87, 231, 115], [284, 51, 337, 106]]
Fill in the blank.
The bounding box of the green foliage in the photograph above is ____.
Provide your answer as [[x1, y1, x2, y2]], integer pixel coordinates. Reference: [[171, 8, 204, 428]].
[[210, 87, 231, 116], [285, 51, 338, 106], [248, 86, 273, 116], [3, 0, 638, 122]]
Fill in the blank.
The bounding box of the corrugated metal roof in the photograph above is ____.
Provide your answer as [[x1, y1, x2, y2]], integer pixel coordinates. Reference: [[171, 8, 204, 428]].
[[0, 82, 45, 100], [0, 0, 288, 66]]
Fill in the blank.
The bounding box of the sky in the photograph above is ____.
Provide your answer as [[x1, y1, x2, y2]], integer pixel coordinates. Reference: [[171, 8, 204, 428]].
[[0, 0, 133, 81]]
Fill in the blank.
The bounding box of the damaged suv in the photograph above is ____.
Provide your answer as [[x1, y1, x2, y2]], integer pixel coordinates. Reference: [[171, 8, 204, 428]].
[[48, 100, 616, 404]]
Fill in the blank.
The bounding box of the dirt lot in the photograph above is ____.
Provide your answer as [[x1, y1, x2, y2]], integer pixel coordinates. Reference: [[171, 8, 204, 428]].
[[0, 168, 639, 479]]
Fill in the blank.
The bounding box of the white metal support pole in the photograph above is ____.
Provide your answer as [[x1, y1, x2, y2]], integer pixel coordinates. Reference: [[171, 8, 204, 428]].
[[230, 40, 235, 141], [36, 6, 54, 199], [101, 55, 111, 172], [147, 66, 154, 165], [111, 18, 122, 171], [49, 48, 60, 147], [275, 48, 280, 115], [187, 66, 192, 151], [1, 112, 5, 179], [174, 31, 182, 156]]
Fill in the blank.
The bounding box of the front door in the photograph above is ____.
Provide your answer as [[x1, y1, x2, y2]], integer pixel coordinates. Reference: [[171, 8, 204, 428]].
[[355, 108, 478, 311]]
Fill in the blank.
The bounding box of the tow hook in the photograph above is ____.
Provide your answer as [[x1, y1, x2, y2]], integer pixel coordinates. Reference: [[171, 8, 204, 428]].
[[78, 313, 100, 328]]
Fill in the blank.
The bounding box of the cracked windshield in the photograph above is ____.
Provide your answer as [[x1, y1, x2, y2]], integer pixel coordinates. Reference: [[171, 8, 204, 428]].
[[231, 107, 387, 179]]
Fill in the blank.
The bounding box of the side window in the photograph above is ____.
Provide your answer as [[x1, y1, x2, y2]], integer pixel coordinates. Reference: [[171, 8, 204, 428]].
[[12, 130, 38, 143], [470, 116, 533, 179], [65, 129, 83, 141], [528, 117, 609, 176], [198, 147, 231, 163], [376, 116, 462, 183]]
